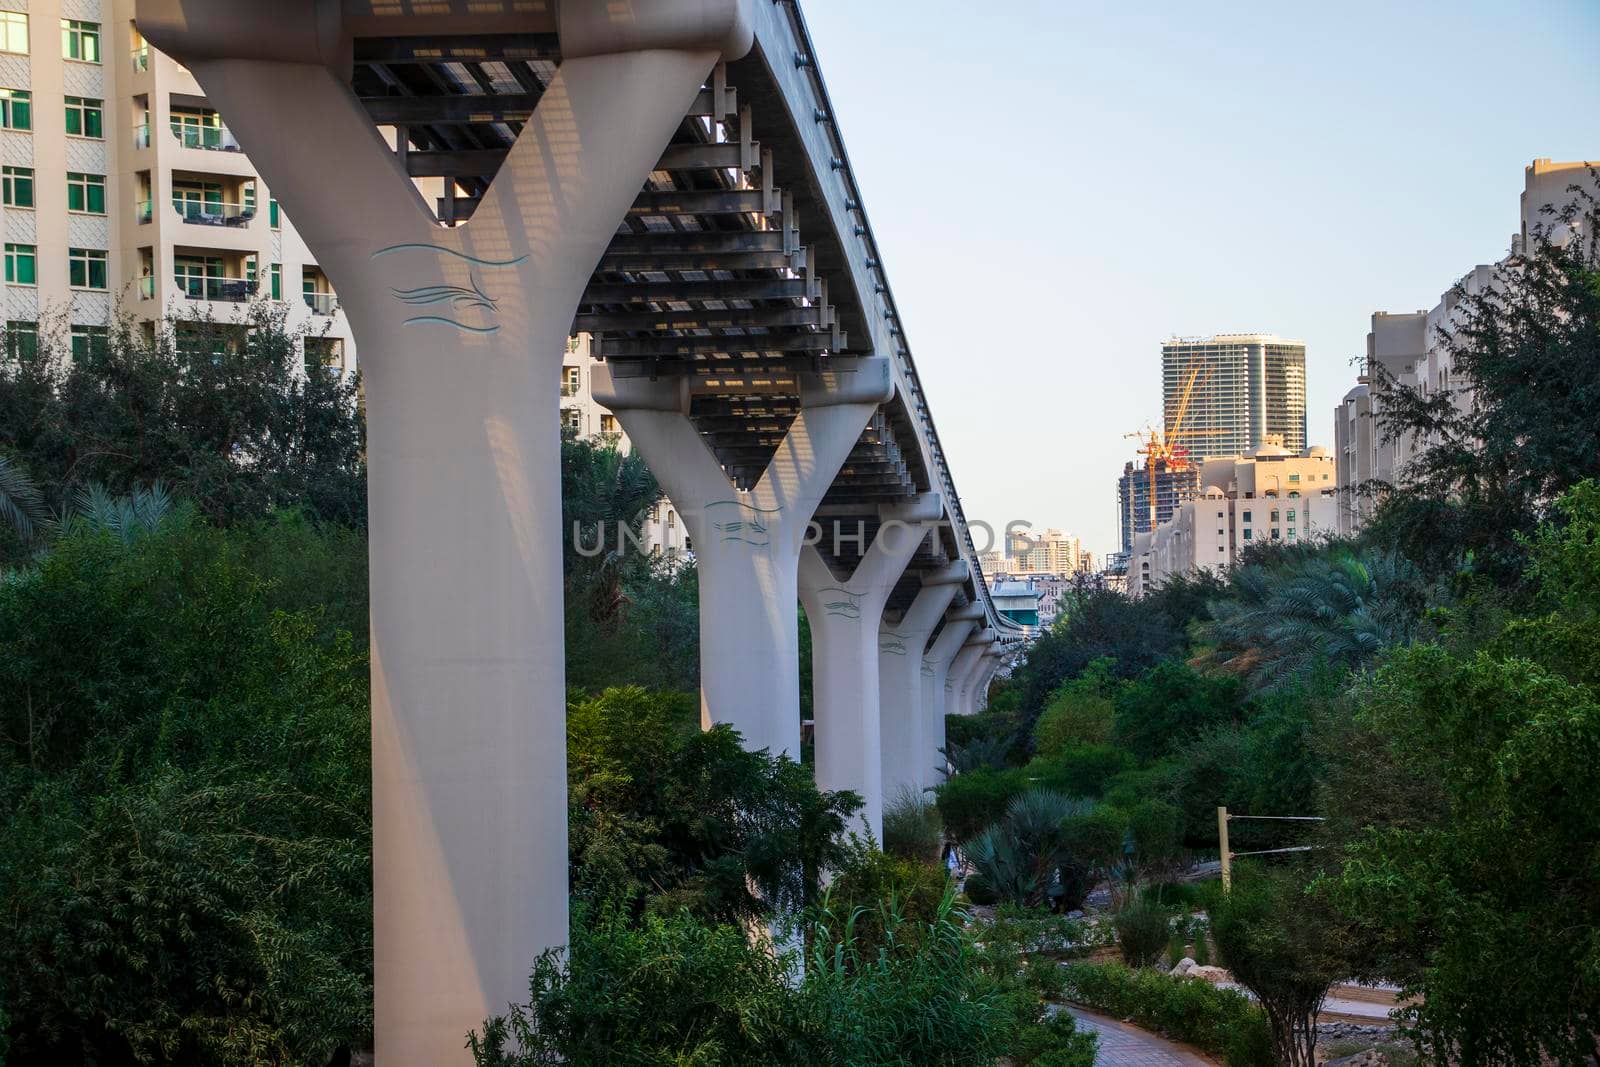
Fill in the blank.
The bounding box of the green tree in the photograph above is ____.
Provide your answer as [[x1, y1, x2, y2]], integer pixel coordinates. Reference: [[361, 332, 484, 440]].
[[0, 307, 366, 549], [1112, 660, 1244, 763], [1209, 865, 1350, 1067]]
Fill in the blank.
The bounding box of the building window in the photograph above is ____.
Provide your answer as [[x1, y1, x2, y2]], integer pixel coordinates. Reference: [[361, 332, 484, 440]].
[[561, 366, 580, 397], [64, 96, 104, 138], [1271, 529, 1281, 540], [0, 12, 26, 55], [61, 19, 100, 63], [269, 263, 281, 300], [4, 319, 37, 360], [599, 413, 618, 435], [1270, 510, 1280, 523], [4, 244, 36, 285], [1243, 529, 1253, 541], [667, 510, 676, 527], [70, 325, 108, 360], [1, 166, 32, 208], [1287, 510, 1297, 522], [66, 172, 106, 214], [1289, 472, 1301, 482], [305, 337, 345, 376], [0, 88, 31, 130], [269, 198, 280, 229], [1242, 510, 1252, 523], [69, 248, 108, 290], [560, 408, 580, 432]]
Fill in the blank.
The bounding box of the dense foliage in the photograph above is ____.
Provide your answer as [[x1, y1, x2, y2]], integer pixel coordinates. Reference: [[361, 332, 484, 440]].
[[0, 511, 373, 1064]]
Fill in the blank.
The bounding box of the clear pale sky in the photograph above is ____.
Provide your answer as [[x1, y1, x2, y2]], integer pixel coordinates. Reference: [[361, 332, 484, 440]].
[[800, 0, 1600, 559]]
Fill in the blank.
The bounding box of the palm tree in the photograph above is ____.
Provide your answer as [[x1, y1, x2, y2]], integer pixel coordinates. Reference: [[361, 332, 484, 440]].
[[0, 455, 45, 542], [562, 432, 662, 626], [1199, 548, 1426, 690], [53, 482, 174, 544]]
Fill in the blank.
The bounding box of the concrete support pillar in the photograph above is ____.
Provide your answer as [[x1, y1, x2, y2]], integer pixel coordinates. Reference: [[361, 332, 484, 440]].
[[135, 6, 749, 1060], [921, 608, 983, 786], [595, 358, 894, 759], [949, 629, 997, 718], [799, 495, 941, 836], [877, 561, 966, 799]]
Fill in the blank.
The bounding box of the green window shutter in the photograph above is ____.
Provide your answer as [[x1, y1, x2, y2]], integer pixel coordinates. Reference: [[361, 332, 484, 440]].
[[86, 106, 102, 138], [64, 102, 79, 135], [19, 248, 35, 285], [87, 180, 104, 214], [17, 170, 31, 207], [269, 199, 280, 228], [270, 264, 281, 300], [13, 95, 28, 131]]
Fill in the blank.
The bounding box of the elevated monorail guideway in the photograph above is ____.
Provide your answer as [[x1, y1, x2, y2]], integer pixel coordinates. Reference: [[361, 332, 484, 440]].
[[137, 2, 1023, 1060]]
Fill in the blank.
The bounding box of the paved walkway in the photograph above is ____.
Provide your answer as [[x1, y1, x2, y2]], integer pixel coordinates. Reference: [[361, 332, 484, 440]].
[[1058, 1005, 1212, 1067]]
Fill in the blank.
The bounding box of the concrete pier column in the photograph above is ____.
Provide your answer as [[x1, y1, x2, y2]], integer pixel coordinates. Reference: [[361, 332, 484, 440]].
[[135, 6, 750, 1060], [921, 608, 982, 786], [949, 629, 997, 718], [595, 357, 893, 759], [799, 495, 941, 836], [877, 562, 966, 799]]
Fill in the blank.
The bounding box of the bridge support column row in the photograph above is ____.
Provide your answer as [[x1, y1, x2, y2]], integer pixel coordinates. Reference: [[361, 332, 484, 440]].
[[594, 358, 892, 760], [877, 563, 966, 798], [799, 496, 940, 838], [921, 608, 984, 785]]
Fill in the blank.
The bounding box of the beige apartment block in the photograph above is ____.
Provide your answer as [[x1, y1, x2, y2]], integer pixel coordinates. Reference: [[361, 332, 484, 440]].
[[1161, 333, 1307, 460], [1334, 158, 1598, 534], [1128, 437, 1338, 596], [0, 1, 355, 367]]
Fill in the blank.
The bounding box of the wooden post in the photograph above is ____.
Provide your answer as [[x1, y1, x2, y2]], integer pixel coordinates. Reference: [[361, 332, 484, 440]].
[[1218, 806, 1232, 892]]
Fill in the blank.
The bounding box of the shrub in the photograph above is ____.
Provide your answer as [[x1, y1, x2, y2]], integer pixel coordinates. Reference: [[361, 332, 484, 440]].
[[962, 870, 998, 906], [882, 787, 943, 864], [1028, 744, 1135, 798], [821, 846, 951, 960], [934, 766, 1027, 844], [566, 687, 862, 923], [1112, 661, 1245, 763], [964, 790, 1093, 909], [1112, 889, 1170, 968], [474, 893, 1024, 1066], [1120, 798, 1184, 870], [1060, 961, 1271, 1067], [1012, 1012, 1098, 1067], [1032, 662, 1119, 757]]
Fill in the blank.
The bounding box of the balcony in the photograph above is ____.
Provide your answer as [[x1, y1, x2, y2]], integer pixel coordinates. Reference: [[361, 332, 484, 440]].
[[136, 199, 152, 224], [177, 276, 257, 302], [169, 122, 242, 152], [303, 292, 338, 316], [135, 275, 155, 300], [133, 124, 150, 150], [173, 200, 254, 227], [132, 46, 149, 72]]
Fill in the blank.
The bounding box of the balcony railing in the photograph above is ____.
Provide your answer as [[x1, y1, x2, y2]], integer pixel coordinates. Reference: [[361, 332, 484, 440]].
[[303, 292, 338, 315], [135, 275, 155, 300], [176, 275, 258, 302], [169, 121, 242, 152], [136, 199, 152, 224], [172, 200, 254, 227], [133, 124, 150, 149], [131, 46, 150, 72], [559, 381, 580, 398]]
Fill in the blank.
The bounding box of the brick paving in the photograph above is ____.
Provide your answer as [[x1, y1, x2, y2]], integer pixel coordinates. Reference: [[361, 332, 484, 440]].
[[1060, 1005, 1213, 1067]]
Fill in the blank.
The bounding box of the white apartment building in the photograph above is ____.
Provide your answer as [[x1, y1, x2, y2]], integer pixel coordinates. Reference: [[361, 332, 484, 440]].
[[1335, 159, 1598, 534], [1002, 527, 1085, 575], [0, 3, 356, 368], [1128, 437, 1337, 596]]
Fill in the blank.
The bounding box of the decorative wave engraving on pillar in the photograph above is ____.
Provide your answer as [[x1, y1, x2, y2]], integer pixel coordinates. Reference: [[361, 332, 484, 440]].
[[818, 587, 863, 620], [371, 242, 528, 334], [705, 499, 780, 547], [879, 632, 909, 656], [920, 664, 935, 677]]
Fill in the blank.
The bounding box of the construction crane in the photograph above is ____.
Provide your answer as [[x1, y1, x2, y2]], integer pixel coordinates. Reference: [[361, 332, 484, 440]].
[[1124, 363, 1227, 533]]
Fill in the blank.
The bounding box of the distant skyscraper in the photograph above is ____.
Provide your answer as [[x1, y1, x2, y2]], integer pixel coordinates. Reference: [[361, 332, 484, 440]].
[[1117, 458, 1200, 554], [1162, 334, 1307, 460]]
